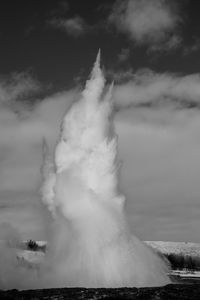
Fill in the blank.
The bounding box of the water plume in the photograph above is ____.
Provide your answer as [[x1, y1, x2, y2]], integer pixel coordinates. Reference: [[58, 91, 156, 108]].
[[42, 51, 170, 288], [0, 52, 170, 289]]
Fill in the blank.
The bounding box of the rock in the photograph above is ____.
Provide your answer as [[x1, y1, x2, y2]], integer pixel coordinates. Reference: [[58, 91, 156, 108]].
[[0, 284, 200, 300]]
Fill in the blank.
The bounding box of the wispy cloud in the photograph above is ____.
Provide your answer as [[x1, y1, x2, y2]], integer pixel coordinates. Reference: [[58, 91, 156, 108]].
[[109, 0, 182, 51], [112, 69, 200, 110], [118, 48, 130, 62], [48, 0, 69, 17], [0, 72, 41, 111], [49, 16, 88, 37], [107, 68, 134, 83], [148, 34, 182, 53], [183, 38, 200, 56]]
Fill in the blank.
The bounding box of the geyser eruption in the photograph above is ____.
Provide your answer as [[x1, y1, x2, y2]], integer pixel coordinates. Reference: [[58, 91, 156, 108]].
[[42, 51, 170, 288], [0, 52, 170, 290]]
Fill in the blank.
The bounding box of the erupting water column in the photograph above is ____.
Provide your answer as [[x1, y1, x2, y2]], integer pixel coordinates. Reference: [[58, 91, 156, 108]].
[[42, 51, 170, 288]]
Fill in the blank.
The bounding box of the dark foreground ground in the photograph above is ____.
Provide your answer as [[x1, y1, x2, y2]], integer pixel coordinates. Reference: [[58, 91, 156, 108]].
[[0, 283, 200, 300]]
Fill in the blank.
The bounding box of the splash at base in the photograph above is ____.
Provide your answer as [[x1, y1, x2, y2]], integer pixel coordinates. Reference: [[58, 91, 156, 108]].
[[41, 51, 170, 288]]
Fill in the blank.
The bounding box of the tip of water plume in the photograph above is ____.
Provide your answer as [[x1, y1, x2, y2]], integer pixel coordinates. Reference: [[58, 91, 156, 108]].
[[96, 48, 101, 65], [91, 49, 101, 79]]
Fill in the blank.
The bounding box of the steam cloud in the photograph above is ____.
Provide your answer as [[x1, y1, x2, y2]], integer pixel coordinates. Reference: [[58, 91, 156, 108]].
[[0, 52, 170, 289], [41, 51, 170, 288]]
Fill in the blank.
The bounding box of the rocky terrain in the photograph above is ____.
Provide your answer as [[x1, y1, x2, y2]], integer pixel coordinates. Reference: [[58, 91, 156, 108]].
[[0, 284, 200, 300]]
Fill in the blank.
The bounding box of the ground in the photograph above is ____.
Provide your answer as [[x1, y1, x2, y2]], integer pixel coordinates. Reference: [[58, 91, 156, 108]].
[[0, 284, 200, 300]]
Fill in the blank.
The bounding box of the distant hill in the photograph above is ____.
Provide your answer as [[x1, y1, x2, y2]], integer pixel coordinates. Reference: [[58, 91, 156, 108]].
[[1, 240, 200, 257], [145, 241, 200, 257]]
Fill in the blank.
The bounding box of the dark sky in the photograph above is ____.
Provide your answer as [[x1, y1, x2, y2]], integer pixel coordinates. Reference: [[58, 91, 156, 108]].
[[0, 0, 200, 90]]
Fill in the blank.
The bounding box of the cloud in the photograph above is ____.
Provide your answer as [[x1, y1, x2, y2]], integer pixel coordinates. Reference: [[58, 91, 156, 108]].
[[109, 0, 181, 50], [110, 68, 200, 242], [49, 16, 87, 37], [118, 48, 130, 62], [48, 1, 69, 17], [0, 75, 79, 238], [112, 69, 200, 111], [115, 110, 200, 242], [0, 72, 41, 111], [148, 34, 182, 53], [0, 90, 78, 191], [183, 39, 200, 56]]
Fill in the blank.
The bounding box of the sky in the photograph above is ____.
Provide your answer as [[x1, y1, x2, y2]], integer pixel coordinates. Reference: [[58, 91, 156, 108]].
[[1, 0, 200, 242]]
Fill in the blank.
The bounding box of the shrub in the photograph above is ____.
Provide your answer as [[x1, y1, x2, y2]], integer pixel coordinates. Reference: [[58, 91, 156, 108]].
[[164, 252, 200, 271], [27, 240, 39, 251]]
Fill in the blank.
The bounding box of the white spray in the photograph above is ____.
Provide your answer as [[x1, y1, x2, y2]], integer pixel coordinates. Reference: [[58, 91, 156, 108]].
[[42, 51, 170, 288]]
